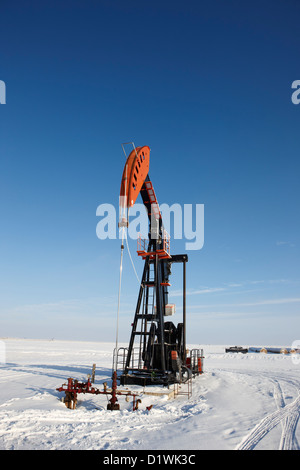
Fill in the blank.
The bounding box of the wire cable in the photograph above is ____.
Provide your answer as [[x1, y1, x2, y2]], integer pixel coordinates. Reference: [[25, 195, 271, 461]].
[[124, 230, 144, 289], [114, 226, 125, 372]]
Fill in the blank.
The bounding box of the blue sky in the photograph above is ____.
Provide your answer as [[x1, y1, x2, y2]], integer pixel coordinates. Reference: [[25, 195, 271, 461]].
[[0, 0, 299, 346]]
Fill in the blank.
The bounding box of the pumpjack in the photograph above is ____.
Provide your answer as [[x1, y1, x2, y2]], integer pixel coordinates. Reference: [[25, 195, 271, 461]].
[[56, 143, 203, 411], [115, 145, 203, 386]]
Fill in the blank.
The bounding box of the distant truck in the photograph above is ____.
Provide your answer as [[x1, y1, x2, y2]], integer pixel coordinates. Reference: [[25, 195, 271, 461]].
[[225, 346, 248, 354]]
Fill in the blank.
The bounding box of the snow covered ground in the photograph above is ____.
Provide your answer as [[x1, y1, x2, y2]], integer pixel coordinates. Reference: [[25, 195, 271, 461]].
[[0, 338, 299, 451]]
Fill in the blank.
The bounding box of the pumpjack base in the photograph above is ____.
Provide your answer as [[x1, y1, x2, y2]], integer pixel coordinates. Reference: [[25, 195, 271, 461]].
[[120, 371, 178, 387]]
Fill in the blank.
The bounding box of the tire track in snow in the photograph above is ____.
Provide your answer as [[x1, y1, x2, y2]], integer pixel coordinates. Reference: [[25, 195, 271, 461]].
[[270, 378, 300, 450], [236, 391, 300, 450], [227, 369, 300, 450], [279, 405, 300, 450]]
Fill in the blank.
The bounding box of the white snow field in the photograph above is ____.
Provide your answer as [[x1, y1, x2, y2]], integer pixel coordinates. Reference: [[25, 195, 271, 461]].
[[0, 338, 299, 451]]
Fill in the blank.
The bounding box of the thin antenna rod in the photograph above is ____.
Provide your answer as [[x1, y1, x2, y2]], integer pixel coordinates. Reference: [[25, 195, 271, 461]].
[[114, 226, 125, 372]]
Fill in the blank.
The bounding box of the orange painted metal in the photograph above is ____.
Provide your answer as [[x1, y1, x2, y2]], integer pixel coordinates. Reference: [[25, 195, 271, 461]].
[[143, 180, 161, 219], [137, 232, 171, 260], [120, 146, 150, 208]]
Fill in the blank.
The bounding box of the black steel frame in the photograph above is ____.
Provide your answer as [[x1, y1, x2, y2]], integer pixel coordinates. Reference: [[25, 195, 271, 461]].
[[119, 177, 189, 386]]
